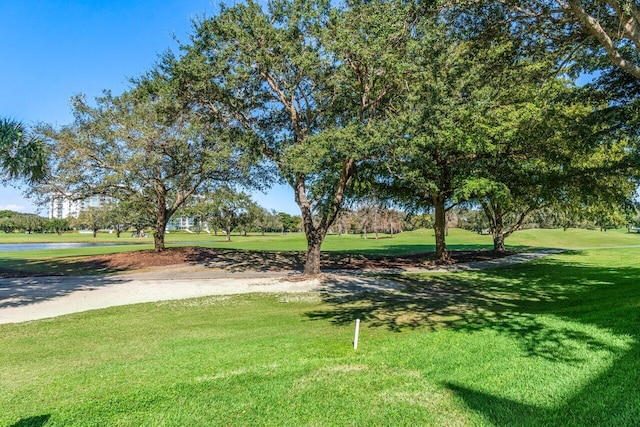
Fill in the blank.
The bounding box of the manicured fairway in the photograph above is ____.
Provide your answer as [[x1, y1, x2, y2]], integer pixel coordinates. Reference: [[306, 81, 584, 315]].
[[1, 248, 638, 425], [1, 226, 639, 249]]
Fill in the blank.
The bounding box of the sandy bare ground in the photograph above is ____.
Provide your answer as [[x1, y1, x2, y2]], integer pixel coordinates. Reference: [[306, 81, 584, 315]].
[[0, 250, 562, 324]]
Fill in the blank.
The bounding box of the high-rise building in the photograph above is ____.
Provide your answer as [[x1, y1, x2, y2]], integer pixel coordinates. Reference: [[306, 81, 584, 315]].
[[48, 194, 115, 219]]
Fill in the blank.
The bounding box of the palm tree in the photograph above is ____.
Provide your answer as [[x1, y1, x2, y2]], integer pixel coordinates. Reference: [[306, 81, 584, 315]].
[[0, 118, 46, 183]]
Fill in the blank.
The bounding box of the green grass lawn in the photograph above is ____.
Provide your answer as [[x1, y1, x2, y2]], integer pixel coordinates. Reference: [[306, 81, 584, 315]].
[[1, 226, 638, 250], [1, 247, 639, 425], [505, 227, 640, 249]]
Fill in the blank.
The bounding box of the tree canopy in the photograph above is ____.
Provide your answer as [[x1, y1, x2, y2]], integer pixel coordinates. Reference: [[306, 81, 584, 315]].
[[32, 0, 640, 269], [175, 0, 413, 274], [41, 72, 259, 251]]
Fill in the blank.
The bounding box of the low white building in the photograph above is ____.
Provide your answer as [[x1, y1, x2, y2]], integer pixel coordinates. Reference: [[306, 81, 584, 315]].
[[49, 194, 204, 232]]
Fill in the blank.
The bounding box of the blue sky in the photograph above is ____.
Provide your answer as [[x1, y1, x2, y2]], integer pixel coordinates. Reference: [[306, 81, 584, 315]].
[[0, 0, 298, 215]]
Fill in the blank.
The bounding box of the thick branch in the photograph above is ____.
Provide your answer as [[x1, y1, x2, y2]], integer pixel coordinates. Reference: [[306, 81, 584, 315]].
[[566, 0, 640, 78], [319, 158, 357, 231], [502, 205, 539, 239], [605, 0, 640, 49]]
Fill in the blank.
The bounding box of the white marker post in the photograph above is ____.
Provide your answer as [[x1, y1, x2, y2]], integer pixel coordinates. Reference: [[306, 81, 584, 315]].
[[354, 319, 361, 350]]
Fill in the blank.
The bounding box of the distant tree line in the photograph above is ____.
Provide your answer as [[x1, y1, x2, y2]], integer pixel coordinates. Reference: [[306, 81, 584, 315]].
[[0, 210, 70, 235], [178, 188, 303, 241], [0, 202, 305, 239]]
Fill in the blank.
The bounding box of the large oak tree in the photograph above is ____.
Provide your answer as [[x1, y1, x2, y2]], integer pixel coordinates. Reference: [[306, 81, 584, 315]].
[[178, 0, 411, 274], [42, 75, 256, 251]]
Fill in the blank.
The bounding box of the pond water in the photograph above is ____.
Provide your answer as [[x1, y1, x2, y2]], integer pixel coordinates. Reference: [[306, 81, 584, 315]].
[[0, 242, 136, 253]]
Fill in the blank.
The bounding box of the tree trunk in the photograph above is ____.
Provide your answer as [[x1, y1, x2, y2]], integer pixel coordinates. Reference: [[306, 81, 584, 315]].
[[491, 211, 507, 252], [154, 213, 168, 252], [154, 228, 165, 251], [153, 189, 170, 252], [93, 228, 97, 238], [304, 232, 324, 276], [491, 224, 507, 251], [298, 206, 330, 276], [153, 205, 170, 252], [433, 194, 448, 260], [493, 233, 506, 253], [294, 159, 355, 276]]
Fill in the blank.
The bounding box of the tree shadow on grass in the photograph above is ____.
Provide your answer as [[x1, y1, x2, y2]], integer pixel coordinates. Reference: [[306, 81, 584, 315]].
[[9, 414, 50, 427], [0, 256, 127, 278], [311, 261, 636, 363], [308, 258, 640, 422], [183, 246, 515, 273], [184, 248, 305, 272], [332, 243, 494, 257], [0, 243, 521, 277]]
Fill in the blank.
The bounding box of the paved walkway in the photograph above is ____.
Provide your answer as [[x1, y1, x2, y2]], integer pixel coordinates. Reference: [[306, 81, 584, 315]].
[[0, 250, 563, 324]]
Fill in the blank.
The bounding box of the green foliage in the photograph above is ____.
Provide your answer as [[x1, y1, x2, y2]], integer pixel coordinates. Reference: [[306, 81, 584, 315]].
[[505, 0, 640, 79], [41, 70, 257, 250], [0, 211, 73, 235], [456, 207, 490, 234], [0, 217, 14, 233], [201, 187, 260, 240], [0, 211, 46, 233], [0, 118, 47, 184], [29, 0, 640, 267], [72, 207, 110, 237], [252, 208, 284, 234], [277, 212, 302, 233], [44, 218, 71, 235], [378, 2, 640, 254], [383, 8, 557, 256], [179, 0, 416, 273]]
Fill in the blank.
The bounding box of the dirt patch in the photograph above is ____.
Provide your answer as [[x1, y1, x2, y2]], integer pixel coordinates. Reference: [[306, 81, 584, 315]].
[[83, 247, 515, 273], [0, 247, 516, 278], [86, 246, 220, 270]]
